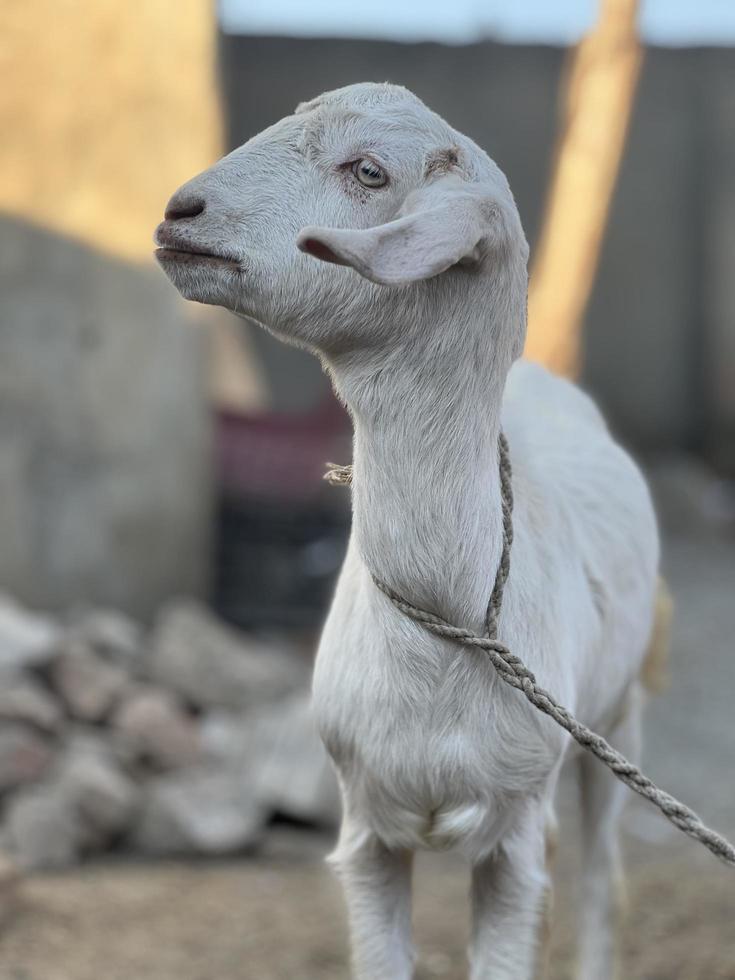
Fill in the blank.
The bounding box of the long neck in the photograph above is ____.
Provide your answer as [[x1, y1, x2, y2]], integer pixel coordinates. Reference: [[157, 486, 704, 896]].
[[327, 309, 514, 633]]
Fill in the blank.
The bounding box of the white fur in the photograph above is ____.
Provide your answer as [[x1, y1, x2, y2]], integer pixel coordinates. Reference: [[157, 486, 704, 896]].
[[156, 82, 660, 980]]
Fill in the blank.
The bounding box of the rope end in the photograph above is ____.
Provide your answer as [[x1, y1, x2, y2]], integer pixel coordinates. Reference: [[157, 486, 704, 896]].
[[324, 462, 353, 488]]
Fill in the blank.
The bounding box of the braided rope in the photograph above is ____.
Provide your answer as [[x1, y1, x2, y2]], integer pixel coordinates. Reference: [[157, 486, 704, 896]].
[[485, 431, 514, 640], [326, 436, 735, 867]]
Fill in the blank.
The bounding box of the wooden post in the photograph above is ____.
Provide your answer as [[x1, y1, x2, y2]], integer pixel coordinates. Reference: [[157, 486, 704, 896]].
[[524, 0, 643, 378]]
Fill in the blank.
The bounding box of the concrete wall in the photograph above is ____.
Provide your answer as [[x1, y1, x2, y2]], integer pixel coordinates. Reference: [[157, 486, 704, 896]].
[[220, 36, 735, 462], [701, 51, 735, 469], [0, 217, 212, 618]]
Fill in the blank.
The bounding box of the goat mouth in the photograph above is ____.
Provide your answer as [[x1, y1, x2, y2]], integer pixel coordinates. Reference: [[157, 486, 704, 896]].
[[154, 224, 240, 269], [155, 246, 240, 270]]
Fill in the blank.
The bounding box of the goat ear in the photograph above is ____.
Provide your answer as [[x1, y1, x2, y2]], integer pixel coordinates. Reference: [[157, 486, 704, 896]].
[[296, 175, 502, 286]]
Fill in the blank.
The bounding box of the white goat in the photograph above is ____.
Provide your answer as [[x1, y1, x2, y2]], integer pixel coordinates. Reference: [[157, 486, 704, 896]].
[[155, 82, 661, 979]]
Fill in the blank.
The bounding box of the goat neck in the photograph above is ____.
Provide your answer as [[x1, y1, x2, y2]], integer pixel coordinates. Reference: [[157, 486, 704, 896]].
[[326, 300, 515, 634]]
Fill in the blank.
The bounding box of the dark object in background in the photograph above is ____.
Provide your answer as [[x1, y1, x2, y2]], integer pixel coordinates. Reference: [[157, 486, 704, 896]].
[[214, 403, 352, 630]]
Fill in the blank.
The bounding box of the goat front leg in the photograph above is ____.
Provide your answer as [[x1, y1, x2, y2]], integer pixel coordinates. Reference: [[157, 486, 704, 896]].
[[469, 800, 550, 980], [330, 811, 415, 980]]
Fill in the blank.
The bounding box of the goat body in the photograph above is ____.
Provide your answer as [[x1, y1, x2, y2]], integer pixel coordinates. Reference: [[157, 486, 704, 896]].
[[316, 360, 657, 858], [155, 82, 660, 980]]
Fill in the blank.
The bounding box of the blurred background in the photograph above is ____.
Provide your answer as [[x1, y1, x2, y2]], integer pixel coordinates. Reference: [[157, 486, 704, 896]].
[[0, 1, 733, 977]]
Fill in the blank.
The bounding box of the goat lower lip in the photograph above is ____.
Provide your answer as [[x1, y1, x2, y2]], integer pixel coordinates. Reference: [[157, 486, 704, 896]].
[[155, 247, 239, 268]]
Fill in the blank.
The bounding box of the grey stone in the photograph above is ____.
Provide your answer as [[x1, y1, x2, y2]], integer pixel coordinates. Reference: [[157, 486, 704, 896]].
[[133, 769, 265, 856], [111, 686, 200, 770], [64, 726, 138, 774], [199, 710, 253, 764], [199, 699, 339, 827], [65, 727, 110, 756], [50, 643, 129, 721], [60, 749, 140, 847], [0, 723, 53, 793], [6, 783, 80, 870], [0, 595, 59, 671], [66, 608, 144, 666], [251, 693, 340, 828], [149, 600, 308, 710], [0, 671, 63, 732]]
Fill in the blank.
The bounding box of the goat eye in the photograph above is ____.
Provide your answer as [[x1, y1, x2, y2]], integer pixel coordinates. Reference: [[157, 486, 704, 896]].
[[352, 159, 387, 188]]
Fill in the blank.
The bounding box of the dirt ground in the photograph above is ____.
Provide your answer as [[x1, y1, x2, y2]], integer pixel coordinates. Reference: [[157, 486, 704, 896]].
[[0, 531, 733, 979], [0, 839, 734, 980]]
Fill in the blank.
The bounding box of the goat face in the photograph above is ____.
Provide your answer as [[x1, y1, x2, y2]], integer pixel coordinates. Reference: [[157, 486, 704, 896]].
[[155, 82, 528, 355]]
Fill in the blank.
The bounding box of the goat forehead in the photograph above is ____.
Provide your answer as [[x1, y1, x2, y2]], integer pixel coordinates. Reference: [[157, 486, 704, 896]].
[[295, 81, 426, 115], [221, 115, 305, 173], [297, 82, 452, 145], [298, 108, 451, 167]]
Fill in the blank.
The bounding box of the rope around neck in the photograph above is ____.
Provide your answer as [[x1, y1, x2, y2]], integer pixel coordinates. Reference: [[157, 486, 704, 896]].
[[325, 436, 735, 867]]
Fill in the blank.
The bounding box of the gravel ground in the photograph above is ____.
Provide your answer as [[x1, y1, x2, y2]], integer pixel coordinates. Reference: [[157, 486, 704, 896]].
[[0, 530, 733, 979]]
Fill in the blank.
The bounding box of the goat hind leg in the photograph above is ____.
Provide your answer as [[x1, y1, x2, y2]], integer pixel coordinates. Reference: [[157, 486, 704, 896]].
[[576, 683, 642, 980], [535, 806, 559, 980]]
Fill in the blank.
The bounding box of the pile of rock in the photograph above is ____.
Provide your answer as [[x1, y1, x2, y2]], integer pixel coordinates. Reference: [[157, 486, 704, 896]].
[[0, 595, 338, 871]]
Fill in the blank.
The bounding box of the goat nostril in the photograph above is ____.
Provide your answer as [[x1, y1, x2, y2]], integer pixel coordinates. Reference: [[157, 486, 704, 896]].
[[165, 197, 206, 221]]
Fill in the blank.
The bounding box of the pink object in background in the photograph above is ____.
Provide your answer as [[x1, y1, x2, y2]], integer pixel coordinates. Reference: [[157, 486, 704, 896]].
[[216, 400, 351, 503]]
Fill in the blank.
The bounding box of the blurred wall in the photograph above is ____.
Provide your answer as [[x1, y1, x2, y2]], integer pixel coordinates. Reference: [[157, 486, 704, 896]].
[[0, 1, 225, 615], [0, 0, 222, 261], [0, 217, 211, 617], [220, 36, 735, 465], [586, 46, 735, 466]]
